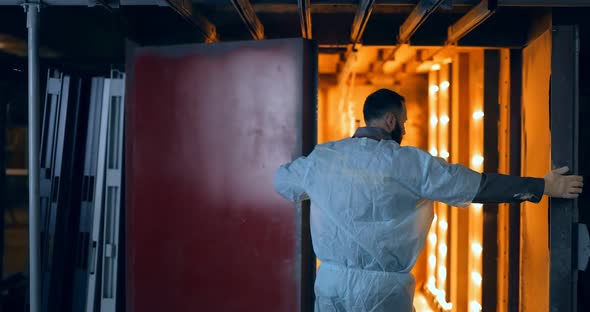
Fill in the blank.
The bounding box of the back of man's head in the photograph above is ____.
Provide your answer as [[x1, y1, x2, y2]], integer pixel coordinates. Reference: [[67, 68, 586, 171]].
[[363, 88, 405, 125]]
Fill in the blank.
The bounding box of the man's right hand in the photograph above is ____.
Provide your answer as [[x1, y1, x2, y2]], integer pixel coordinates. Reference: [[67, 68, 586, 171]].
[[544, 166, 584, 199]]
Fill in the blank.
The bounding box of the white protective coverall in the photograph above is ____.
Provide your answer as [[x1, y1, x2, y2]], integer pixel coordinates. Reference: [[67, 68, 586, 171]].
[[273, 130, 482, 312]]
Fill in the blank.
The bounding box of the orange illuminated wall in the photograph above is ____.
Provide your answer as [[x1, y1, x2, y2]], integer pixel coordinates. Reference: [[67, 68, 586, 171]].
[[467, 50, 485, 312], [520, 29, 551, 312], [424, 50, 489, 312], [497, 48, 512, 312], [424, 62, 453, 311], [450, 52, 471, 312], [317, 75, 428, 149]]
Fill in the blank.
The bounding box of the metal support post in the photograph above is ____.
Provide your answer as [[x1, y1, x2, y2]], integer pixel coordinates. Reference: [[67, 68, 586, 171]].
[[24, 2, 41, 312]]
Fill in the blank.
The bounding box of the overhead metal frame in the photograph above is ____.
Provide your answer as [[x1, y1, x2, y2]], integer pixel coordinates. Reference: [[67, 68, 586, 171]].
[[447, 0, 497, 45], [162, 0, 219, 43], [498, 0, 590, 6], [298, 0, 312, 40], [0, 1, 219, 43], [231, 0, 265, 40], [398, 0, 445, 44], [349, 0, 376, 49]]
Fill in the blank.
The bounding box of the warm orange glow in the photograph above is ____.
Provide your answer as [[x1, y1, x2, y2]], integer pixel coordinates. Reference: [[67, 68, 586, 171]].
[[471, 242, 483, 257], [471, 155, 484, 167], [439, 243, 448, 257], [429, 233, 437, 245], [429, 255, 437, 268], [438, 266, 447, 281], [472, 111, 484, 120], [439, 220, 448, 231], [431, 64, 441, 71], [413, 292, 435, 312], [471, 271, 482, 286], [426, 279, 453, 311], [430, 116, 438, 126]]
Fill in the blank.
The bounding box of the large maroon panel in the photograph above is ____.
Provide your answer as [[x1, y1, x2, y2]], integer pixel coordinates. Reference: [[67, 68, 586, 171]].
[[125, 39, 316, 312]]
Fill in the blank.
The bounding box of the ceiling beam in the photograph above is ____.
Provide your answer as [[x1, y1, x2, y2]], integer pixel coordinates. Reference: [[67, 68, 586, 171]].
[[398, 0, 445, 44], [231, 0, 265, 40], [164, 0, 218, 43], [350, 0, 376, 48], [447, 0, 497, 44], [497, 0, 590, 6], [298, 0, 312, 39]]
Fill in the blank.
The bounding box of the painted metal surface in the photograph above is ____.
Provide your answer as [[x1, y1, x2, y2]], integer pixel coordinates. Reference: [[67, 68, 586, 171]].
[[483, 49, 499, 312], [550, 24, 579, 312], [26, 4, 41, 312], [125, 38, 316, 312], [507, 49, 522, 312]]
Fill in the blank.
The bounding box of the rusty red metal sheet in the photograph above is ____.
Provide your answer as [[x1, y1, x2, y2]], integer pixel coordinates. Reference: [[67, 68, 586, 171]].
[[125, 38, 316, 312]]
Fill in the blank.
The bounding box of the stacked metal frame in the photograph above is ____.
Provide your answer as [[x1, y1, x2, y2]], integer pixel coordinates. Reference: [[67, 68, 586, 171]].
[[72, 77, 106, 312], [38, 69, 125, 312], [99, 72, 125, 312], [39, 70, 66, 311], [40, 70, 89, 312]]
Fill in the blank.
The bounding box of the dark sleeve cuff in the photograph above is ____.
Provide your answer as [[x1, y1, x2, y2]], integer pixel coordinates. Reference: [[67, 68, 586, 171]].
[[472, 173, 545, 204]]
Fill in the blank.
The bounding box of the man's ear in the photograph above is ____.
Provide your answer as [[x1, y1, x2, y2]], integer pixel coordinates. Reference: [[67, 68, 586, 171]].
[[386, 112, 397, 130]]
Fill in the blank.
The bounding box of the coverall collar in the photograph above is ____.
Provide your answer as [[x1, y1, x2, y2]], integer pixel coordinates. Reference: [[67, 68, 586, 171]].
[[352, 127, 393, 141]]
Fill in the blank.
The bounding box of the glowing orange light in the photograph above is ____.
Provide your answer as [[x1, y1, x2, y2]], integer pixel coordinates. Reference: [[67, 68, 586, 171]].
[[430, 116, 439, 126], [471, 242, 483, 257], [471, 155, 484, 167], [439, 243, 448, 257], [471, 271, 482, 286]]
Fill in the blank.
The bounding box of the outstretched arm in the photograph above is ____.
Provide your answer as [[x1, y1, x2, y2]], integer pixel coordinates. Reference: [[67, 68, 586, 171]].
[[472, 166, 583, 203], [412, 150, 583, 206]]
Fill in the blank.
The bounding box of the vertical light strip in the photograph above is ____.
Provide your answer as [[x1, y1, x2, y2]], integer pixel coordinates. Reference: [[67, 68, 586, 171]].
[[435, 63, 452, 310], [426, 69, 439, 301], [426, 65, 453, 311], [468, 51, 484, 312]]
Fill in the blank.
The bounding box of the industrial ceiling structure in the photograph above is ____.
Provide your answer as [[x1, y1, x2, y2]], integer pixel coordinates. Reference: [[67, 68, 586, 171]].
[[0, 0, 589, 82]]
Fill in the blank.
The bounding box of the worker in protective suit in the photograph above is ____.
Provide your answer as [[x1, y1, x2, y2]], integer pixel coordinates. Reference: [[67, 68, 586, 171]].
[[273, 88, 584, 312]]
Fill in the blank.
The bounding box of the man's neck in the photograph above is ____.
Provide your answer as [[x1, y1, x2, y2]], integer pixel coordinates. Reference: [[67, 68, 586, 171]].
[[352, 127, 392, 141]]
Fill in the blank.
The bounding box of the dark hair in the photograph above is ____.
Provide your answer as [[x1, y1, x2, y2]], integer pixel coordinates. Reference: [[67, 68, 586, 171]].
[[363, 88, 405, 124]]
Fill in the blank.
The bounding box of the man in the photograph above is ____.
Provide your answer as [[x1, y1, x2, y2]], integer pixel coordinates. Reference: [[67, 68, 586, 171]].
[[273, 88, 584, 312]]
